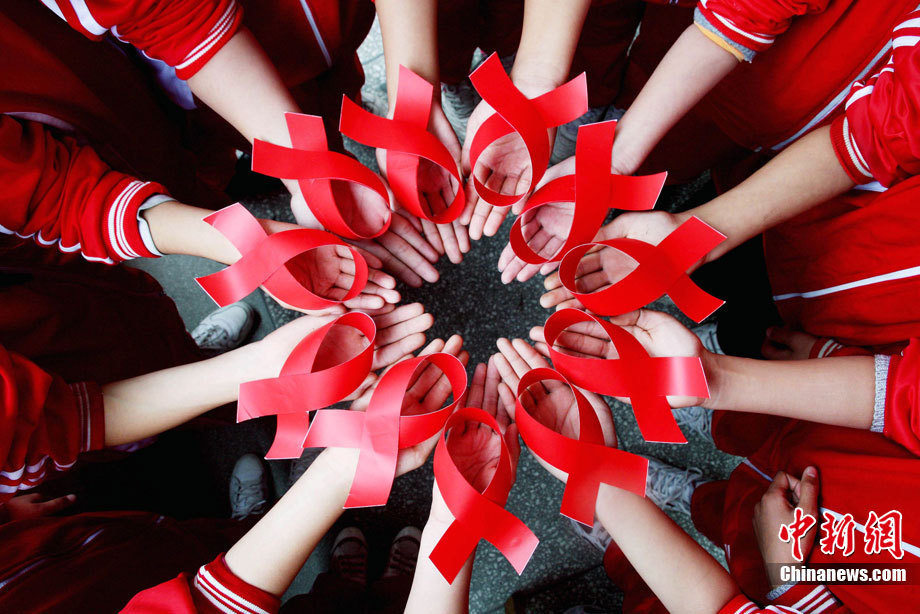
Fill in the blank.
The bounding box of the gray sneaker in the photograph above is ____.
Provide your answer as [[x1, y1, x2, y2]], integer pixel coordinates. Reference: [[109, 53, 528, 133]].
[[645, 456, 707, 517], [552, 105, 626, 164], [568, 516, 612, 554], [692, 321, 723, 355], [331, 527, 368, 587], [382, 526, 422, 579], [441, 79, 480, 142], [229, 453, 269, 520], [674, 405, 714, 442], [192, 302, 256, 353]]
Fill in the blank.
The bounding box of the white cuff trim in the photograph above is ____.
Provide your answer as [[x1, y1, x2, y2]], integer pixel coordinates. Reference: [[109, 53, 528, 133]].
[[136, 195, 173, 256], [766, 582, 796, 601], [873, 354, 890, 433]]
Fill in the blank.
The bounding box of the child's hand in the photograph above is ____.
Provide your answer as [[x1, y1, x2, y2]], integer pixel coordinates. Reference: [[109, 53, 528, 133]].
[[753, 467, 820, 589], [430, 359, 520, 524], [347, 210, 441, 288], [539, 210, 685, 310], [529, 309, 710, 409], [3, 493, 77, 522], [761, 327, 820, 361], [491, 338, 616, 484]]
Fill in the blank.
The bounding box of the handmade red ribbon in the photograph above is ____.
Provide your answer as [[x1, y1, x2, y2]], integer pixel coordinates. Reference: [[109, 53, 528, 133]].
[[558, 216, 725, 322], [544, 309, 710, 444], [196, 204, 368, 312], [339, 66, 465, 223], [303, 353, 468, 508], [467, 53, 588, 209], [509, 120, 666, 265], [514, 367, 648, 525], [429, 406, 539, 583], [251, 113, 391, 240], [233, 312, 376, 459]]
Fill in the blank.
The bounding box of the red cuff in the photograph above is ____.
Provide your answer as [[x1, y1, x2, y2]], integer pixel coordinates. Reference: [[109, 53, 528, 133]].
[[696, 5, 776, 53], [172, 4, 243, 80], [70, 382, 106, 453], [193, 555, 280, 614], [772, 583, 840, 612], [830, 115, 874, 185], [102, 180, 168, 262], [883, 341, 920, 454]]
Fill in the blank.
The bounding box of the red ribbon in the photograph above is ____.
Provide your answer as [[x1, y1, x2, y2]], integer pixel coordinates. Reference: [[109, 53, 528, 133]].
[[303, 353, 468, 508], [514, 367, 648, 525], [429, 407, 539, 583], [233, 312, 376, 459], [544, 309, 711, 444], [468, 53, 588, 209], [339, 66, 465, 223], [558, 216, 725, 323], [251, 113, 391, 240], [509, 120, 666, 265], [196, 203, 368, 312]]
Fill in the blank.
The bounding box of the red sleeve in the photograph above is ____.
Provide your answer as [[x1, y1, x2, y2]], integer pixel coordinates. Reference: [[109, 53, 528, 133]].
[[0, 344, 104, 503], [122, 555, 281, 614], [39, 0, 242, 79], [0, 115, 167, 264], [882, 338, 920, 455], [697, 0, 829, 53], [718, 585, 850, 613], [830, 10, 920, 187]]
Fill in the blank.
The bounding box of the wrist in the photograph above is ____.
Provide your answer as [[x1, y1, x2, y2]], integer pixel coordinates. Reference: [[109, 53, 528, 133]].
[[700, 351, 725, 410], [509, 62, 564, 98]]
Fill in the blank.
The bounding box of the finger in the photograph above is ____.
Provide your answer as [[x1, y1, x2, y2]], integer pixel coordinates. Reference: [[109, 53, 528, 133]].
[[38, 494, 77, 515], [359, 279, 401, 304], [376, 312, 435, 346], [765, 471, 793, 496], [491, 352, 522, 392], [367, 267, 398, 291], [517, 237, 563, 283], [796, 466, 820, 518], [761, 340, 791, 361], [335, 243, 384, 271], [341, 293, 385, 310], [544, 270, 562, 290], [539, 286, 574, 309], [373, 302, 424, 328], [459, 181, 478, 226], [468, 363, 487, 408], [354, 239, 425, 288], [510, 171, 533, 215], [497, 381, 517, 419], [345, 372, 379, 402], [373, 333, 428, 370], [510, 338, 552, 370], [482, 204, 509, 237], [505, 423, 521, 467], [437, 221, 463, 264], [485, 356, 503, 424], [539, 260, 561, 277], [453, 219, 471, 254], [420, 218, 445, 256], [378, 231, 440, 284], [393, 212, 438, 261]]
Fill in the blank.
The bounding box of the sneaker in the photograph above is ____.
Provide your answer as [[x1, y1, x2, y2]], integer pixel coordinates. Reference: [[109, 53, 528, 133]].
[[674, 405, 714, 442], [331, 527, 369, 587], [229, 453, 269, 520], [382, 526, 422, 579], [644, 456, 707, 517], [441, 79, 480, 142], [568, 516, 612, 554], [192, 302, 257, 353], [552, 105, 626, 164], [692, 321, 723, 355]]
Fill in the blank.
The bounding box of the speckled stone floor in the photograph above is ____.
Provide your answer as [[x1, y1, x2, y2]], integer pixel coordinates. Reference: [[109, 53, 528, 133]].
[[129, 18, 742, 614]]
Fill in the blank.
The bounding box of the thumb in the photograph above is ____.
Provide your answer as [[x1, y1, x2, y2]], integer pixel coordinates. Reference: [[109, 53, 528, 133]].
[[796, 466, 820, 518], [39, 494, 77, 515]]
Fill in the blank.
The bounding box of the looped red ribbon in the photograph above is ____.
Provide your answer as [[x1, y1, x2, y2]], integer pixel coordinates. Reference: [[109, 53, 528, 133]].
[[509, 120, 667, 265], [468, 53, 588, 209], [303, 352, 468, 508], [514, 367, 648, 525], [558, 216, 726, 322], [251, 113, 391, 240], [233, 312, 376, 459], [339, 66, 465, 223], [195, 203, 368, 312], [429, 406, 539, 583], [544, 309, 710, 444]]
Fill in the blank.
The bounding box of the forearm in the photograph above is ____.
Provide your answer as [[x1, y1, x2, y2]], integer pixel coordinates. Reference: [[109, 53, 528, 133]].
[[405, 514, 472, 614], [141, 200, 241, 264], [612, 25, 738, 175], [703, 352, 875, 429], [595, 485, 737, 613], [224, 448, 357, 596], [376, 0, 440, 105], [688, 125, 855, 263], [101, 343, 259, 446], [509, 0, 592, 90]]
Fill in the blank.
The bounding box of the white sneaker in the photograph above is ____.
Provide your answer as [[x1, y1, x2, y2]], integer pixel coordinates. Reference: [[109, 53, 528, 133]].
[[552, 105, 626, 165], [192, 302, 256, 353], [645, 456, 707, 517], [229, 453, 269, 520], [692, 321, 723, 355], [674, 405, 714, 442], [568, 516, 612, 554]]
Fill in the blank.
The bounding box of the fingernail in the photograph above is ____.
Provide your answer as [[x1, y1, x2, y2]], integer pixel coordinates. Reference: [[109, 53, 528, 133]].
[[804, 466, 818, 478]]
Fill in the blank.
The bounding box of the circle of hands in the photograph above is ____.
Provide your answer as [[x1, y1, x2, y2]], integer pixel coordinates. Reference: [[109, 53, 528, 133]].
[[250, 95, 825, 508]]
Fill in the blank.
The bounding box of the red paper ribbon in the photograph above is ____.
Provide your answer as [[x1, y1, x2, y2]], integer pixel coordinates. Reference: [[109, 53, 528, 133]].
[[429, 407, 539, 583], [251, 113, 391, 240], [468, 53, 588, 209], [558, 216, 726, 322], [339, 66, 465, 223], [544, 309, 711, 444], [509, 120, 666, 265], [514, 367, 648, 525], [233, 312, 376, 459], [196, 203, 368, 312], [303, 353, 468, 508]]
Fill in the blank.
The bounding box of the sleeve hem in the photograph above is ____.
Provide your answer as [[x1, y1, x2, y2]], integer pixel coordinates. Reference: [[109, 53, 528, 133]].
[[173, 4, 244, 80], [695, 6, 770, 55], [772, 583, 839, 611], [136, 194, 175, 257], [104, 181, 170, 261], [71, 382, 105, 452], [873, 354, 891, 433], [829, 115, 874, 184], [193, 555, 281, 614]]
